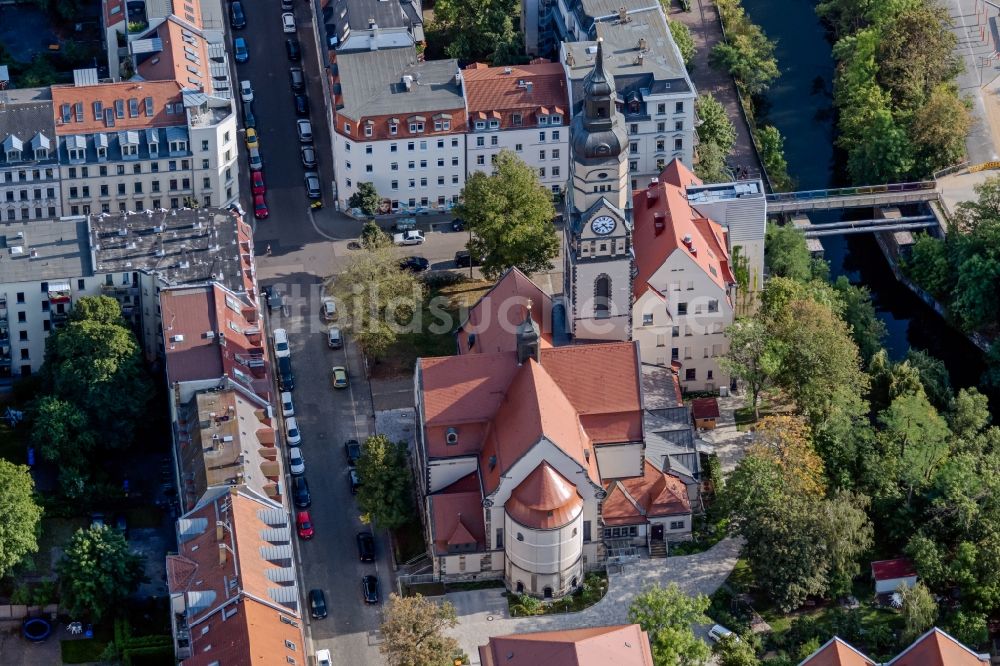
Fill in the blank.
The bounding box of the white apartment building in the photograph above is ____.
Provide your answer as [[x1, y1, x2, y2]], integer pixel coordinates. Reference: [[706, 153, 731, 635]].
[[561, 7, 697, 190], [324, 0, 424, 52], [632, 160, 735, 392], [1, 87, 63, 223], [333, 47, 467, 213], [462, 62, 570, 197]]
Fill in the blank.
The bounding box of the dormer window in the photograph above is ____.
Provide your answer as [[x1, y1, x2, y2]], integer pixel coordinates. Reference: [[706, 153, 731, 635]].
[[551, 115, 562, 124], [474, 121, 485, 130], [6, 149, 21, 162], [96, 146, 107, 159], [538, 116, 548, 126], [122, 144, 138, 157], [488, 120, 499, 129], [169, 140, 187, 152], [344, 122, 352, 134], [68, 148, 84, 161], [512, 113, 522, 126], [389, 123, 398, 135], [33, 148, 47, 160], [364, 124, 373, 137]]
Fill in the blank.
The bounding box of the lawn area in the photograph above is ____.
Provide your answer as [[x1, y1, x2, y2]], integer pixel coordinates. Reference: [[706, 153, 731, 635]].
[[61, 623, 114, 664]]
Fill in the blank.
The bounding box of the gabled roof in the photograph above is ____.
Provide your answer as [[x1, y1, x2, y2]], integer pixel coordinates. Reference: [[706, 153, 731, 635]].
[[798, 637, 876, 666], [428, 475, 485, 555], [887, 628, 989, 666], [871, 558, 916, 581], [631, 159, 734, 300], [51, 80, 183, 135], [457, 267, 554, 355], [602, 460, 690, 525], [506, 462, 584, 529], [691, 397, 720, 420], [462, 61, 568, 116], [479, 624, 655, 666]]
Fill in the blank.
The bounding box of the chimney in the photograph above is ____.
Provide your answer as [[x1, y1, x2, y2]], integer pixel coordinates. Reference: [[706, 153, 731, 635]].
[[638, 37, 647, 50], [566, 51, 575, 67], [215, 520, 224, 541], [218, 543, 227, 565], [654, 212, 666, 236], [618, 6, 628, 22], [515, 303, 541, 365], [682, 234, 693, 246]]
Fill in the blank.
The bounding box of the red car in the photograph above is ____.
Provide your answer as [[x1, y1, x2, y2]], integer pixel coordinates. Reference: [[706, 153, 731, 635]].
[[251, 170, 266, 195], [253, 194, 269, 219], [296, 511, 314, 539]]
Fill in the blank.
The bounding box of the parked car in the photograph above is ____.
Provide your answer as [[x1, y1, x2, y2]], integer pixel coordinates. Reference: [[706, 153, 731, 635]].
[[248, 147, 263, 171], [273, 328, 290, 357], [288, 447, 304, 475], [393, 230, 425, 246], [454, 249, 483, 268], [292, 475, 311, 508], [344, 439, 361, 466], [320, 297, 337, 321], [281, 12, 296, 33], [251, 170, 266, 195], [300, 145, 317, 169], [253, 194, 269, 219], [296, 510, 314, 539], [284, 416, 301, 445], [244, 127, 259, 149], [289, 66, 305, 92], [239, 80, 253, 103], [708, 625, 736, 644], [451, 217, 465, 231], [309, 589, 327, 619], [327, 326, 343, 349], [356, 532, 375, 562], [278, 356, 295, 391], [315, 649, 332, 666], [304, 171, 321, 199], [293, 93, 309, 117], [230, 1, 246, 28], [349, 468, 361, 494], [362, 575, 379, 604], [399, 256, 429, 273], [266, 286, 283, 312], [233, 37, 249, 63], [296, 119, 313, 143], [280, 391, 295, 417], [242, 100, 256, 128], [285, 37, 301, 61], [331, 366, 348, 389]]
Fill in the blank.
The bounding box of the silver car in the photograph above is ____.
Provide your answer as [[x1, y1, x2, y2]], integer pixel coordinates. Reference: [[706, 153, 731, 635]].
[[248, 147, 263, 171], [301, 145, 317, 169], [296, 119, 313, 143], [288, 446, 305, 475], [304, 172, 321, 199]]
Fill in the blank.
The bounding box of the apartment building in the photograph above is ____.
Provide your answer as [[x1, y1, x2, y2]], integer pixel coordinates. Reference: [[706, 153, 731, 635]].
[[0, 87, 62, 224], [463, 62, 570, 197], [324, 0, 424, 52], [333, 46, 467, 213], [166, 487, 305, 665], [561, 7, 696, 189]]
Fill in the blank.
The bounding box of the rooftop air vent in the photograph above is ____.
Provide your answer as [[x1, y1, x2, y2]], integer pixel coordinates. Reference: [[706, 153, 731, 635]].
[[171, 334, 185, 343]]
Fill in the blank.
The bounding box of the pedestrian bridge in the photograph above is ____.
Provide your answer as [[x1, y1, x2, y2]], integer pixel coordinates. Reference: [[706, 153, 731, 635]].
[[766, 181, 939, 214]]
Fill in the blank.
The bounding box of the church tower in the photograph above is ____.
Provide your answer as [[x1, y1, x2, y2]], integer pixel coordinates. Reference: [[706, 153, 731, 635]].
[[564, 38, 633, 342]]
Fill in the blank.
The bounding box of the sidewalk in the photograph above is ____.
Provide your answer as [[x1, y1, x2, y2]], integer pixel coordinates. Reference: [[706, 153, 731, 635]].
[[670, 1, 764, 179]]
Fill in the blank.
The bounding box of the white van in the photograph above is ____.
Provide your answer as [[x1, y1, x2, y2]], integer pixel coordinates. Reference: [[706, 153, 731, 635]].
[[708, 624, 736, 643]]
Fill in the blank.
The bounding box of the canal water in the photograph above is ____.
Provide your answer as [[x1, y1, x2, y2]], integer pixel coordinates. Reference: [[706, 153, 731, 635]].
[[741, 0, 990, 395]]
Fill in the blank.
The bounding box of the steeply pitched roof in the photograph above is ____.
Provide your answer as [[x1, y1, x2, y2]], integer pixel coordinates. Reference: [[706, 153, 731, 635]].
[[506, 462, 584, 529], [632, 159, 734, 300], [479, 624, 655, 666], [51, 80, 183, 135], [798, 637, 876, 666], [887, 628, 989, 666], [602, 460, 690, 525], [463, 61, 568, 116], [457, 267, 554, 355], [428, 477, 485, 555]]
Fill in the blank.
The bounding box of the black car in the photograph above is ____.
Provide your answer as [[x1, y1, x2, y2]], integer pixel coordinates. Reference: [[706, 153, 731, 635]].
[[289, 67, 305, 92], [293, 94, 309, 117], [300, 145, 317, 169], [344, 439, 362, 466], [454, 249, 483, 268], [362, 575, 379, 604], [230, 0, 246, 28], [309, 588, 327, 619], [451, 218, 465, 231], [399, 256, 429, 273], [292, 475, 311, 508], [264, 286, 283, 312], [286, 38, 302, 61], [278, 356, 295, 391], [242, 101, 256, 129], [349, 468, 361, 495], [357, 532, 375, 562]]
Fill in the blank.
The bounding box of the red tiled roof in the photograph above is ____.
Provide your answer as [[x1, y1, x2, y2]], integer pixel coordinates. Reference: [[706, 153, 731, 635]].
[[602, 460, 691, 525], [429, 489, 485, 555], [51, 80, 184, 135], [103, 0, 127, 27], [691, 397, 720, 420], [182, 596, 305, 666], [631, 158, 734, 300], [506, 462, 584, 529], [871, 558, 916, 581], [888, 628, 989, 666], [799, 637, 876, 666], [479, 624, 655, 666], [137, 19, 211, 93], [457, 267, 554, 355], [462, 62, 568, 116]]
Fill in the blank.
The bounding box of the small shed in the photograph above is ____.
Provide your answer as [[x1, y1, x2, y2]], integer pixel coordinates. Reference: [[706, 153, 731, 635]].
[[871, 558, 917, 594], [691, 397, 720, 430]]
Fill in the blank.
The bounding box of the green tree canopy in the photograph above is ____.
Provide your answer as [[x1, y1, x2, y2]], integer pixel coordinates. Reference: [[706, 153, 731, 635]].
[[454, 150, 559, 280], [764, 223, 812, 282], [721, 317, 780, 419], [899, 581, 937, 643], [832, 277, 886, 366], [0, 460, 43, 579], [696, 94, 737, 156], [694, 141, 733, 184], [669, 20, 697, 68], [355, 435, 413, 530], [628, 583, 711, 666], [58, 525, 146, 622], [430, 0, 522, 64], [348, 182, 381, 217], [714, 634, 760, 666], [379, 593, 459, 666]]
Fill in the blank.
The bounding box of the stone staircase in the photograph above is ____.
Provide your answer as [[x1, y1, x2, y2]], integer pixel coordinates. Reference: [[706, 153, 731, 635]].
[[649, 540, 667, 558]]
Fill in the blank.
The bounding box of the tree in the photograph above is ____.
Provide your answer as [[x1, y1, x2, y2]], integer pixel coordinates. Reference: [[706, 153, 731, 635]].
[[756, 126, 792, 191], [628, 583, 711, 666], [748, 416, 826, 498], [909, 84, 971, 176], [360, 220, 390, 250], [58, 525, 145, 622], [696, 94, 736, 156], [70, 295, 125, 325], [832, 277, 886, 365], [669, 20, 697, 68], [710, 25, 779, 96], [904, 233, 951, 298], [764, 223, 812, 281], [355, 435, 413, 530], [379, 593, 459, 666], [30, 396, 97, 498], [945, 611, 988, 649], [349, 182, 381, 217], [694, 141, 733, 184], [332, 243, 422, 360], [899, 581, 937, 643], [879, 392, 951, 502], [905, 349, 953, 411], [818, 490, 874, 596], [721, 317, 779, 419], [0, 460, 43, 578], [430, 0, 521, 64], [455, 150, 559, 280], [714, 635, 760, 666]]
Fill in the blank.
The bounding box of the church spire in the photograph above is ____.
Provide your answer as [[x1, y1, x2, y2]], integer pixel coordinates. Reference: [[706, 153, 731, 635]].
[[581, 38, 615, 131]]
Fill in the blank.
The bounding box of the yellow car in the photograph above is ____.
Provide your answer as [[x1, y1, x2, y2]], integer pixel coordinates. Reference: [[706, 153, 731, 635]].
[[245, 128, 259, 150]]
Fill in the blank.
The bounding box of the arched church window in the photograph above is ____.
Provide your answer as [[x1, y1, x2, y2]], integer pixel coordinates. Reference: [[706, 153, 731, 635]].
[[594, 275, 611, 318]]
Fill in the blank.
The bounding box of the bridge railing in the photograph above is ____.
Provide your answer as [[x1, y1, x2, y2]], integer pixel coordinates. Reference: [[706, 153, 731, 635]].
[[765, 181, 937, 203]]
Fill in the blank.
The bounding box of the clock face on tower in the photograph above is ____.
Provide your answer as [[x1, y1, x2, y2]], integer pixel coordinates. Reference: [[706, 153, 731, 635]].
[[591, 215, 616, 235]]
